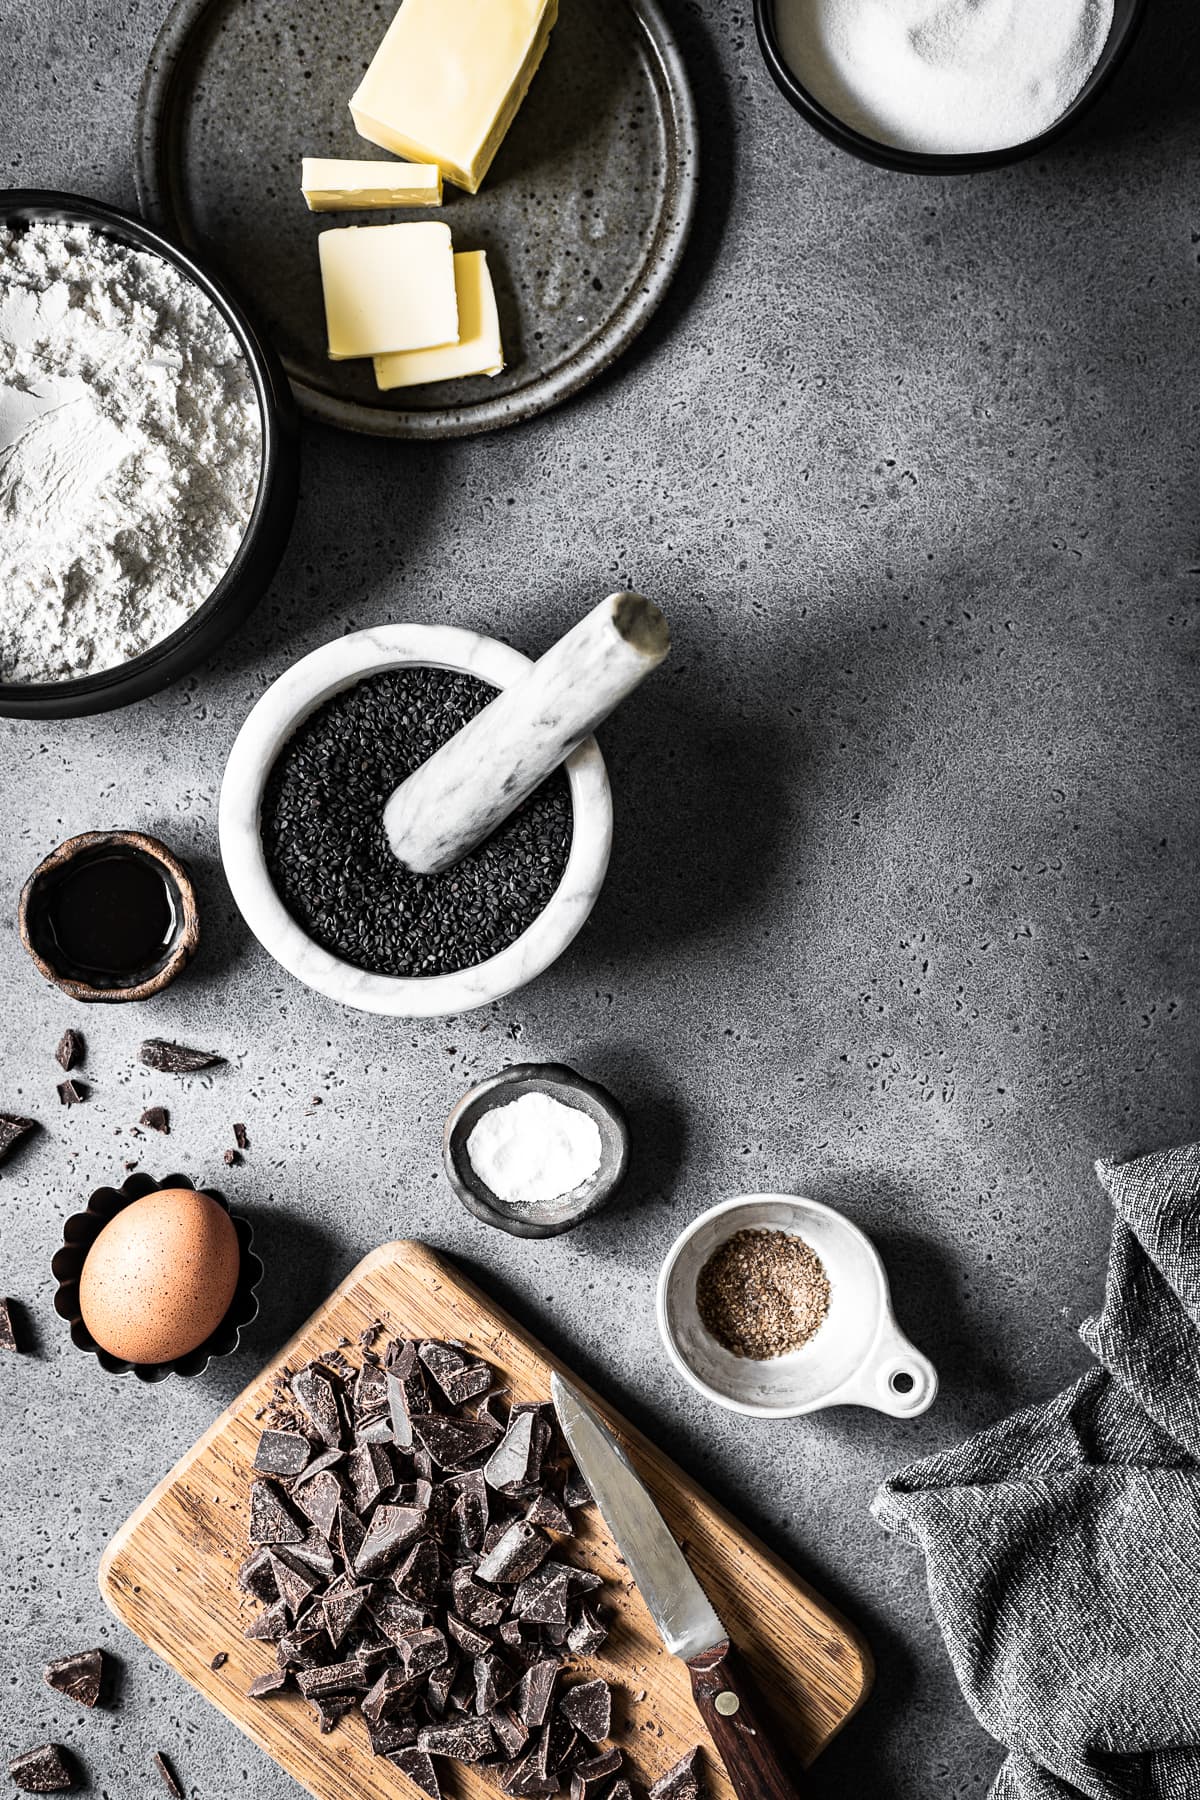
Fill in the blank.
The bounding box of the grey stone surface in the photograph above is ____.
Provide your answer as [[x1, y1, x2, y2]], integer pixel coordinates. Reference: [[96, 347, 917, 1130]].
[[3, 2, 1200, 1795]]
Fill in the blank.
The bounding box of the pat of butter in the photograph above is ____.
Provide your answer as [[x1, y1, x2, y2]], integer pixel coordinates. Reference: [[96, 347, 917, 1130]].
[[301, 158, 443, 211], [374, 250, 504, 390], [349, 0, 558, 195], [318, 221, 458, 360]]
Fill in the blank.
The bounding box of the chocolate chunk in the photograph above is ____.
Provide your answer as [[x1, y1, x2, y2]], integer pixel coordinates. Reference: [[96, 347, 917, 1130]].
[[484, 1411, 551, 1496], [56, 1079, 87, 1106], [0, 1113, 37, 1167], [561, 1679, 611, 1745], [570, 1748, 624, 1800], [394, 1536, 441, 1603], [362, 1665, 423, 1724], [418, 1716, 495, 1762], [607, 1783, 635, 1800], [490, 1707, 531, 1760], [355, 1503, 428, 1578], [247, 1669, 290, 1698], [562, 1463, 593, 1509], [418, 1340, 494, 1407], [371, 1592, 430, 1647], [501, 1726, 556, 1797], [291, 1364, 343, 1447], [55, 1030, 83, 1072], [249, 1479, 304, 1546], [292, 1446, 344, 1485], [312, 1694, 355, 1733], [446, 1614, 492, 1657], [475, 1651, 519, 1713], [366, 1709, 420, 1755], [477, 1522, 551, 1586], [322, 1583, 369, 1649], [425, 1653, 461, 1717], [233, 1122, 249, 1150], [296, 1660, 370, 1700], [389, 1748, 442, 1797], [649, 1747, 705, 1800], [516, 1659, 560, 1729], [513, 1563, 572, 1626], [294, 1470, 343, 1540], [446, 1475, 489, 1559], [525, 1492, 574, 1535], [395, 1627, 448, 1679], [43, 1649, 103, 1708], [449, 1565, 506, 1628], [140, 1106, 170, 1134], [9, 1745, 76, 1793], [224, 1148, 240, 1166], [211, 1652, 228, 1672], [333, 1502, 366, 1571], [269, 1551, 321, 1619], [385, 1341, 428, 1447], [348, 1440, 393, 1513], [0, 1300, 19, 1352], [244, 1599, 289, 1642], [254, 1430, 313, 1478], [139, 1038, 223, 1073], [411, 1412, 503, 1470], [152, 1752, 184, 1798], [353, 1359, 389, 1422], [238, 1546, 278, 1601], [566, 1604, 609, 1657], [290, 1530, 337, 1579]]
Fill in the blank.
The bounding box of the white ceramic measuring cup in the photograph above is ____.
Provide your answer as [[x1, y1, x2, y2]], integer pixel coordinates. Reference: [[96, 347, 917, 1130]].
[[657, 1193, 938, 1419]]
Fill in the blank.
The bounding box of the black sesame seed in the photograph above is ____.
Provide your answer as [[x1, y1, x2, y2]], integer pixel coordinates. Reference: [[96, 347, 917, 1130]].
[[261, 668, 573, 978]]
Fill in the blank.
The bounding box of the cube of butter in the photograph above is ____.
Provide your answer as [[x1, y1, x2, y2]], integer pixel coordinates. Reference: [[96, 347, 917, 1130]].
[[349, 0, 558, 195], [318, 221, 458, 360], [374, 250, 504, 390], [301, 158, 443, 211]]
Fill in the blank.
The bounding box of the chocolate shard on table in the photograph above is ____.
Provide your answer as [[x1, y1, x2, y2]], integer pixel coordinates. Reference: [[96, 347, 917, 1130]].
[[295, 1659, 371, 1699], [55, 1030, 84, 1072], [151, 1751, 185, 1798], [418, 1715, 496, 1762], [210, 1651, 228, 1671], [253, 1429, 313, 1477], [292, 1446, 344, 1486], [513, 1562, 572, 1625], [501, 1723, 557, 1797], [570, 1746, 624, 1800], [312, 1694, 356, 1733], [249, 1478, 305, 1546], [389, 1747, 442, 1797], [354, 1501, 428, 1577], [516, 1657, 560, 1728], [269, 1550, 322, 1618], [649, 1745, 706, 1799], [395, 1535, 441, 1602], [475, 1649, 519, 1712], [290, 1363, 344, 1447], [139, 1038, 224, 1073], [476, 1521, 551, 1585], [366, 1709, 421, 1755], [418, 1339, 494, 1406], [410, 1411, 503, 1470], [484, 1409, 551, 1495], [9, 1744, 77, 1793], [294, 1469, 343, 1538], [244, 1598, 289, 1641], [562, 1463, 594, 1509], [56, 1078, 87, 1106], [525, 1491, 574, 1534], [238, 1545, 278, 1600], [560, 1678, 612, 1744], [322, 1582, 370, 1648], [233, 1121, 249, 1150], [371, 1592, 430, 1647], [43, 1648, 104, 1708], [140, 1105, 170, 1134], [450, 1563, 507, 1626], [566, 1603, 609, 1656], [0, 1299, 19, 1352], [446, 1612, 492, 1657], [489, 1706, 531, 1759], [0, 1113, 38, 1167], [247, 1668, 290, 1699], [347, 1439, 393, 1511]]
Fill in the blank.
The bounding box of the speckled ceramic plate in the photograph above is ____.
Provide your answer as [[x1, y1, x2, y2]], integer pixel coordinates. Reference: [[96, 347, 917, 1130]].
[[135, 0, 698, 437]]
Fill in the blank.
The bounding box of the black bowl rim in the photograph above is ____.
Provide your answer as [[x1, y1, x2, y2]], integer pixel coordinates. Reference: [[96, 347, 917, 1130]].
[[0, 188, 299, 715], [52, 1170, 263, 1381], [443, 1061, 630, 1240], [751, 0, 1149, 175]]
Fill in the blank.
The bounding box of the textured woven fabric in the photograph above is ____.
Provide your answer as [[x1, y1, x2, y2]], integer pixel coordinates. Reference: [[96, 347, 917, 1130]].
[[873, 1144, 1200, 1800]]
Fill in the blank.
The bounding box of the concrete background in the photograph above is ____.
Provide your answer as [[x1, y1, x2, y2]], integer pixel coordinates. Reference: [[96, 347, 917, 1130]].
[[4, 0, 1200, 1793]]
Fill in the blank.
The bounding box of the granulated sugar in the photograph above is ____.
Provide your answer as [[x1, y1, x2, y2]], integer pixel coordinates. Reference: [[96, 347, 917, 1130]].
[[0, 221, 261, 683], [776, 0, 1115, 155]]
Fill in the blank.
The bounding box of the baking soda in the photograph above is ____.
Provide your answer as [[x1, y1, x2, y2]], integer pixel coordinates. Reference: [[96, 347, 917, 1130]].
[[775, 0, 1115, 155], [466, 1092, 603, 1209]]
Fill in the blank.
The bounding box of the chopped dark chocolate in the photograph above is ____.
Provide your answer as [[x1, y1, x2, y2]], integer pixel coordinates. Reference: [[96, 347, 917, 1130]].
[[294, 1469, 343, 1539], [347, 1440, 393, 1513], [152, 1751, 184, 1798], [607, 1783, 635, 1800], [484, 1410, 551, 1496], [238, 1546, 278, 1601], [561, 1679, 612, 1745], [233, 1122, 249, 1150], [570, 1748, 624, 1800], [398, 1627, 450, 1679], [477, 1522, 551, 1586], [224, 1148, 240, 1166], [139, 1038, 223, 1073], [140, 1106, 170, 1134], [562, 1464, 593, 1509], [446, 1613, 492, 1658], [247, 1669, 290, 1699], [354, 1358, 389, 1421], [290, 1530, 337, 1579], [291, 1446, 344, 1485], [211, 1651, 229, 1671], [475, 1650, 519, 1713], [355, 1503, 428, 1578], [269, 1551, 322, 1619], [334, 1502, 366, 1572], [322, 1584, 369, 1649], [566, 1604, 609, 1657], [9, 1744, 76, 1794], [418, 1716, 495, 1762], [516, 1658, 560, 1729], [389, 1747, 442, 1797], [394, 1536, 442, 1603], [449, 1565, 507, 1628], [56, 1079, 87, 1106], [291, 1364, 343, 1447], [649, 1746, 705, 1800], [0, 1113, 37, 1167], [253, 1430, 312, 1478], [490, 1707, 531, 1760], [371, 1593, 430, 1647], [525, 1492, 574, 1535], [411, 1412, 502, 1471], [295, 1660, 370, 1700], [249, 1479, 305, 1546], [244, 1599, 289, 1642], [55, 1030, 83, 1072], [0, 1299, 19, 1352], [43, 1649, 103, 1708], [501, 1725, 556, 1797], [312, 1694, 356, 1733], [513, 1563, 572, 1626], [366, 1709, 421, 1755], [419, 1340, 494, 1406]]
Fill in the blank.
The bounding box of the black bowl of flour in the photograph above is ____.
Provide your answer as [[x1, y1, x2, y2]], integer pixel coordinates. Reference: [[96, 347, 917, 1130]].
[[0, 190, 298, 718]]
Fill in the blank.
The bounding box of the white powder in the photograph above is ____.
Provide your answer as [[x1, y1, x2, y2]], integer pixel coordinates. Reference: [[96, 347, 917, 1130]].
[[775, 0, 1115, 155], [0, 221, 262, 683], [466, 1092, 604, 1210]]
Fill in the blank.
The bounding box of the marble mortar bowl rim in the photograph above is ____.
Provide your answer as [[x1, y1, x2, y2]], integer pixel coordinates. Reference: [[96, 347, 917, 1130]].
[[50, 1170, 263, 1382], [218, 624, 613, 1018], [443, 1061, 631, 1239], [657, 1192, 938, 1419], [18, 828, 201, 1003]]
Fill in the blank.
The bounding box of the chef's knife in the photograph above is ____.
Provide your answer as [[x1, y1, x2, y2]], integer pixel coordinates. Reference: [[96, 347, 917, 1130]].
[[551, 1373, 806, 1800]]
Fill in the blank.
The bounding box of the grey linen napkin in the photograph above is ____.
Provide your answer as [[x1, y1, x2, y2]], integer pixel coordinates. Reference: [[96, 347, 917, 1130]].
[[872, 1144, 1200, 1800]]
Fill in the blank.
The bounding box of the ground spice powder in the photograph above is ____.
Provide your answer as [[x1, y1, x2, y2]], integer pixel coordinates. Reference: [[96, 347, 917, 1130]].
[[696, 1227, 831, 1359]]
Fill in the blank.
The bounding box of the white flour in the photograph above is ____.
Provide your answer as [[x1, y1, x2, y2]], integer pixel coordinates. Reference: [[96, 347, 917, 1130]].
[[776, 0, 1115, 155], [0, 221, 262, 683], [466, 1092, 604, 1209]]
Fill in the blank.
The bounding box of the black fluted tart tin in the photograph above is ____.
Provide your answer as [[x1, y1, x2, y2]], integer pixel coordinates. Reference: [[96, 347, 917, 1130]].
[[51, 1171, 263, 1381]]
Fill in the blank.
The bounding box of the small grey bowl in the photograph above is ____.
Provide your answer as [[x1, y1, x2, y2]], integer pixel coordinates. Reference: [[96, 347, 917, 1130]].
[[444, 1063, 629, 1240]]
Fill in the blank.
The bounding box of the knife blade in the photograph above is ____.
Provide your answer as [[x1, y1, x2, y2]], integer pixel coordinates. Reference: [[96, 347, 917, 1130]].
[[551, 1373, 807, 1799]]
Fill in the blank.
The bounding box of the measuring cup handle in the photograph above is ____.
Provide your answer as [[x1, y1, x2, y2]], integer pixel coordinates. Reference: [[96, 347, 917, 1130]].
[[842, 1311, 938, 1417]]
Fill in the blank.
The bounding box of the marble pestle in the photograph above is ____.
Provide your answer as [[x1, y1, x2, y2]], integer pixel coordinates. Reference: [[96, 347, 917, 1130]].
[[384, 592, 670, 875]]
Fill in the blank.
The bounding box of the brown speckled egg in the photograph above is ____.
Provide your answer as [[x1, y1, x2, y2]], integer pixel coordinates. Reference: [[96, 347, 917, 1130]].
[[79, 1187, 240, 1364]]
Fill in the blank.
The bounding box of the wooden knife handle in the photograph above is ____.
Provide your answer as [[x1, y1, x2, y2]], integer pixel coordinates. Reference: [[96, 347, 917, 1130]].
[[686, 1639, 806, 1799]]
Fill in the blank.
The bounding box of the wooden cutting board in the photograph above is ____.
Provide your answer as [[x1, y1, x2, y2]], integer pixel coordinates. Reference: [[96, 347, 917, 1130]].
[[100, 1242, 871, 1798]]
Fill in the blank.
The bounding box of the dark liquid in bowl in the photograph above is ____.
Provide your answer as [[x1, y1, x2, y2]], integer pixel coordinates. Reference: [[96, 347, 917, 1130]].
[[46, 853, 176, 976]]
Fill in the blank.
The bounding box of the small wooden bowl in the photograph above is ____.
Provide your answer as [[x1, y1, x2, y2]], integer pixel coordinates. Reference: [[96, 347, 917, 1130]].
[[18, 830, 200, 1003]]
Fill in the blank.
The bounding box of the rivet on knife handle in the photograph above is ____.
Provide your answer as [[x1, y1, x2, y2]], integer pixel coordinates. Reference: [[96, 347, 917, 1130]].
[[686, 1639, 806, 1799]]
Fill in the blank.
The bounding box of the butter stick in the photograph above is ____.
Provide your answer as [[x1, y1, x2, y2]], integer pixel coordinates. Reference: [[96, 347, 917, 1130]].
[[374, 250, 504, 390], [349, 0, 558, 195], [318, 221, 458, 360], [301, 158, 443, 211]]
